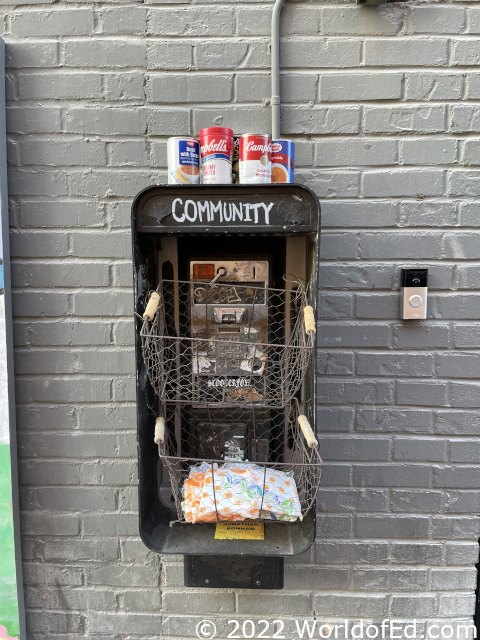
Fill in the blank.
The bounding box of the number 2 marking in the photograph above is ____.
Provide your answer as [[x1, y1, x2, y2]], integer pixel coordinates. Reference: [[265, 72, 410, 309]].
[[228, 620, 240, 638]]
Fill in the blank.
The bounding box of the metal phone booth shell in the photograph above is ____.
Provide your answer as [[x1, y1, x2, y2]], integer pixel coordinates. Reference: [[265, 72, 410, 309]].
[[132, 184, 321, 586]]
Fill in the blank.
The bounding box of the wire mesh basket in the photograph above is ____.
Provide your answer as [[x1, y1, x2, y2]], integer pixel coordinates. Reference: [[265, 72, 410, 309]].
[[154, 399, 322, 524], [140, 279, 315, 409]]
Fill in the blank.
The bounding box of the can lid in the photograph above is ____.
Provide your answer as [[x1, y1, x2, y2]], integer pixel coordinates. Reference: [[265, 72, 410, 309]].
[[240, 134, 272, 138], [199, 127, 234, 137], [168, 136, 199, 141], [272, 139, 293, 143]]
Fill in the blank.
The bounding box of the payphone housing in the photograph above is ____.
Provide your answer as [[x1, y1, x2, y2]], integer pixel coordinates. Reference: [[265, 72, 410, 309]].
[[132, 184, 320, 588]]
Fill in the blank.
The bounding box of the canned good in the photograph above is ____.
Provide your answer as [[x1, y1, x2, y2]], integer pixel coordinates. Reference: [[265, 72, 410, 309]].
[[232, 135, 240, 183], [239, 134, 272, 184], [199, 127, 233, 184], [271, 139, 294, 183], [167, 137, 200, 184]]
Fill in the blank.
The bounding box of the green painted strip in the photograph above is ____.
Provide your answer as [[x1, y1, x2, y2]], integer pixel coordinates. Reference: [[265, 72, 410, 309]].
[[0, 444, 20, 638]]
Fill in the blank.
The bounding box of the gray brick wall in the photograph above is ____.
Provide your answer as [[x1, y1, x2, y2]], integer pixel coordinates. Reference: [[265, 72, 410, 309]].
[[4, 0, 480, 637]]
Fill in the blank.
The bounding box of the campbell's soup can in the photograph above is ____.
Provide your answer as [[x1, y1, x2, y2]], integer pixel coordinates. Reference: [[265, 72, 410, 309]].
[[199, 127, 233, 184], [167, 137, 200, 184], [239, 134, 272, 184], [271, 139, 294, 183], [232, 135, 240, 183]]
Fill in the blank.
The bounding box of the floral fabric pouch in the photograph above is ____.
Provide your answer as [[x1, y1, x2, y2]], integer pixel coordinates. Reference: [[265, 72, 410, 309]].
[[182, 462, 301, 523]]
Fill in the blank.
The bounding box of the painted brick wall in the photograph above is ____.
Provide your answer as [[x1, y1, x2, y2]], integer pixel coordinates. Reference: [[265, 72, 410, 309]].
[[3, 0, 480, 637]]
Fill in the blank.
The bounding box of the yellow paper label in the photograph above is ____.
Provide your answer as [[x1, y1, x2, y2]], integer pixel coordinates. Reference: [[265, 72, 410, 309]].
[[214, 522, 265, 540]]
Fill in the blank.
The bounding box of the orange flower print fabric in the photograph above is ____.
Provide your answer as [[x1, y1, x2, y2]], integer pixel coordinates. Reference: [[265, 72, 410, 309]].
[[182, 462, 301, 523]]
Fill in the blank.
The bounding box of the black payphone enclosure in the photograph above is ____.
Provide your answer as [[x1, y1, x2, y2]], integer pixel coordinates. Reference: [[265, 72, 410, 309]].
[[132, 184, 321, 559]]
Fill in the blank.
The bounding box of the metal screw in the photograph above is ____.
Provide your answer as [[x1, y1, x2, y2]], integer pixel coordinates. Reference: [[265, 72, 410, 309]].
[[205, 579, 210, 584], [256, 581, 261, 586]]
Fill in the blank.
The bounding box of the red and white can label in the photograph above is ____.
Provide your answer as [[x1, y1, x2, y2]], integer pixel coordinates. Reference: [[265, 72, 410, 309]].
[[239, 134, 272, 184], [199, 128, 233, 184], [271, 139, 294, 183]]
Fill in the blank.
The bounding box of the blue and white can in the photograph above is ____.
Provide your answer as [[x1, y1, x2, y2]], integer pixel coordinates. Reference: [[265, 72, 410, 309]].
[[271, 139, 294, 183], [167, 137, 200, 184]]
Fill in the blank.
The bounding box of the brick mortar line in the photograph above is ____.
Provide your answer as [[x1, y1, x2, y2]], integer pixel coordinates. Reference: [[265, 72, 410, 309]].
[[9, 64, 480, 72], [6, 35, 480, 40], [6, 70, 480, 75], [8, 162, 480, 168], [10, 132, 480, 138]]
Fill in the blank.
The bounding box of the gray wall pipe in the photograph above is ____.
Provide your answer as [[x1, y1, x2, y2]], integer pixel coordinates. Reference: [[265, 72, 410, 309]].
[[271, 0, 286, 139]]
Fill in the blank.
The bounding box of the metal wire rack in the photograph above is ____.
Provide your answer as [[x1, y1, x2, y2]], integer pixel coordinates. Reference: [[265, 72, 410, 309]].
[[140, 279, 315, 409], [155, 399, 323, 524]]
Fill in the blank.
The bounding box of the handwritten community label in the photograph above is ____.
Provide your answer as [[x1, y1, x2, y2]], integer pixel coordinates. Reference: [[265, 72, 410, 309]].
[[170, 198, 274, 225]]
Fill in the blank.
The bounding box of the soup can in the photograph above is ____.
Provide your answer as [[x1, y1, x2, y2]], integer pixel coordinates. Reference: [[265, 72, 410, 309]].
[[199, 127, 233, 184], [239, 134, 272, 184], [167, 137, 200, 184], [232, 135, 240, 183], [271, 139, 294, 183]]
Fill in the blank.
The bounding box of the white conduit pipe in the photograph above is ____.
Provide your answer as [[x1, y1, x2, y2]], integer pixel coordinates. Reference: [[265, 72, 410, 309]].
[[271, 0, 286, 139]]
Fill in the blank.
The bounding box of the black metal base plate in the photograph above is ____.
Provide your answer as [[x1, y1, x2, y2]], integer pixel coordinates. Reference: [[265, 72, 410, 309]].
[[184, 555, 284, 589]]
